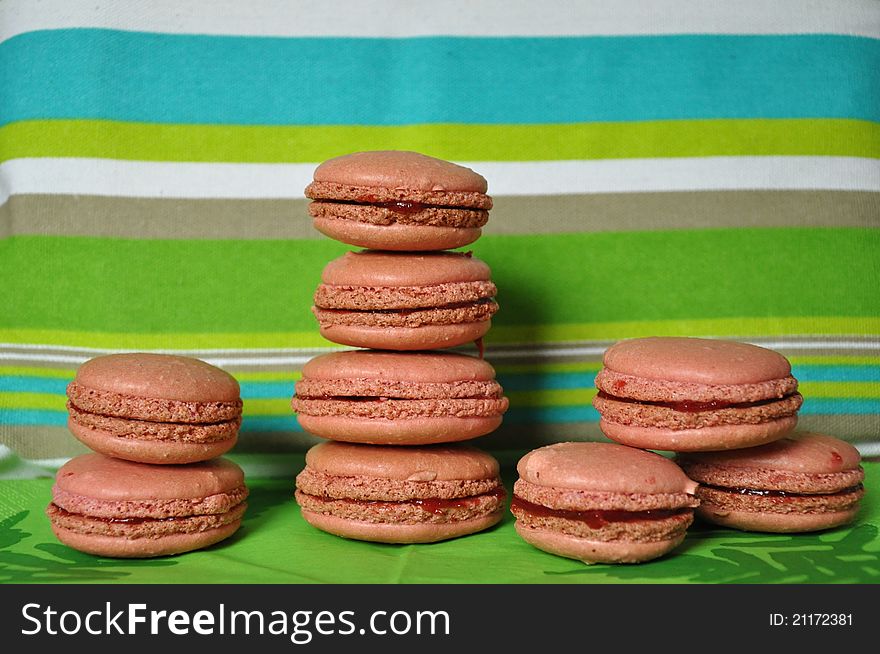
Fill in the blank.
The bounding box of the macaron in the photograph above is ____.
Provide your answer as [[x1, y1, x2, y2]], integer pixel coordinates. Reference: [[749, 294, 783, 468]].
[[511, 442, 699, 564], [295, 441, 505, 543], [677, 432, 865, 532], [46, 453, 248, 558], [304, 150, 492, 251], [292, 350, 508, 445], [592, 337, 803, 452], [312, 250, 498, 351], [66, 353, 242, 464]]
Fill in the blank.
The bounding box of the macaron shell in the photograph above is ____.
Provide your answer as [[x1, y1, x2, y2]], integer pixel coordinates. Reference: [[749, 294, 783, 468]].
[[319, 320, 491, 351], [311, 150, 489, 194], [320, 250, 491, 287], [301, 349, 498, 383], [514, 522, 686, 564], [300, 508, 502, 544], [313, 216, 482, 251], [603, 337, 792, 385], [304, 441, 500, 481], [516, 442, 698, 495], [68, 419, 237, 465], [297, 414, 503, 445], [67, 382, 242, 424], [73, 353, 240, 402], [55, 453, 245, 502], [50, 520, 242, 558], [599, 414, 798, 451], [694, 503, 861, 533], [677, 432, 862, 474]]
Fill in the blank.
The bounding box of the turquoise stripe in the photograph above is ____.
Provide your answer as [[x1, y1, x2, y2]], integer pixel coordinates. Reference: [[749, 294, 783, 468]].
[[801, 399, 880, 415], [0, 377, 70, 394], [2, 368, 878, 397], [240, 382, 295, 400], [506, 407, 600, 423], [1, 400, 877, 429], [0, 409, 67, 426], [3, 30, 878, 125], [496, 373, 597, 391], [791, 365, 880, 382], [242, 416, 301, 432]]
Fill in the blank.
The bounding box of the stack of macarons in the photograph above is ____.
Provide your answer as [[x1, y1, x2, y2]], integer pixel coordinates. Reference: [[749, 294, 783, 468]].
[[292, 151, 509, 543], [510, 336, 865, 565], [47, 353, 249, 558]]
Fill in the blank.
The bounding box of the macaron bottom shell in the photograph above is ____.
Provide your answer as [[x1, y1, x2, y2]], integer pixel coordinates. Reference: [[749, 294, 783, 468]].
[[295, 414, 503, 445], [69, 419, 237, 465], [312, 216, 482, 251], [599, 415, 798, 452], [49, 520, 243, 558], [300, 507, 503, 544], [514, 522, 687, 565], [694, 503, 861, 533], [318, 321, 491, 351]]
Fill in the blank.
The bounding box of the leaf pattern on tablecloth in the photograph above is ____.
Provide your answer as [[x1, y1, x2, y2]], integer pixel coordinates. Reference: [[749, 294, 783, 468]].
[[0, 510, 176, 582], [546, 523, 880, 583]]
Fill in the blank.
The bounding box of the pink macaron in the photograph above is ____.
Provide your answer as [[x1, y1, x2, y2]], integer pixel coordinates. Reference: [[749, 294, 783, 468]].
[[291, 350, 508, 445], [304, 150, 492, 251], [66, 353, 242, 464], [677, 432, 865, 532], [295, 441, 505, 543], [593, 337, 803, 452], [47, 453, 249, 558], [511, 442, 699, 564], [312, 250, 498, 351]]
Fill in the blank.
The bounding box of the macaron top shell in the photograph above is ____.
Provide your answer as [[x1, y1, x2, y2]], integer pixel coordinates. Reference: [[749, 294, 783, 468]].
[[305, 441, 500, 482], [55, 453, 245, 501], [320, 250, 491, 287], [73, 353, 240, 402], [312, 150, 488, 194], [603, 337, 792, 385], [678, 432, 861, 474], [517, 442, 698, 495], [300, 350, 497, 384]]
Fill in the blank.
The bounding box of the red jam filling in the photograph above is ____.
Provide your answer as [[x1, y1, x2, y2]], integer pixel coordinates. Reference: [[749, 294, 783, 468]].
[[305, 486, 505, 516], [596, 391, 792, 413], [510, 496, 689, 529], [50, 505, 189, 524], [702, 483, 863, 498], [377, 200, 425, 214]]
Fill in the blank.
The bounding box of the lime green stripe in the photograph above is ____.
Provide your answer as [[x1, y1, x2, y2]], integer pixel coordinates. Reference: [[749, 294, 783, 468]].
[[507, 388, 598, 407], [2, 229, 878, 336], [494, 362, 603, 374], [243, 398, 291, 416], [0, 392, 66, 412], [2, 319, 878, 351], [799, 382, 880, 399], [3, 118, 879, 163], [0, 366, 75, 378]]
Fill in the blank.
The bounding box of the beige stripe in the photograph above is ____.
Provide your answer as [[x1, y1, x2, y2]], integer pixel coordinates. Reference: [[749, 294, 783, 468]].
[[483, 416, 879, 451], [6, 417, 876, 461], [3, 191, 878, 240]]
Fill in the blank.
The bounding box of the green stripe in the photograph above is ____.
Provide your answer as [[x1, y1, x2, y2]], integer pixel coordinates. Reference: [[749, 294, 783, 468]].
[[1, 229, 878, 340], [3, 118, 879, 163], [0, 392, 65, 412], [1, 320, 878, 351]]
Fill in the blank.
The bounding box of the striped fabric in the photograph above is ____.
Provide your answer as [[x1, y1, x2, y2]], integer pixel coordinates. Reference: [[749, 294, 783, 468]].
[[2, 0, 879, 475]]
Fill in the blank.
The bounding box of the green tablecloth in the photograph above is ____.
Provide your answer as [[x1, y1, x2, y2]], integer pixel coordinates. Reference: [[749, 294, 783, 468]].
[[2, 459, 877, 584]]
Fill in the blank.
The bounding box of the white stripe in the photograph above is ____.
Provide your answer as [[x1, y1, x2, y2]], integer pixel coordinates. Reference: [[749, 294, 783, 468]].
[[2, 0, 879, 42], [2, 156, 879, 205], [2, 338, 878, 368]]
